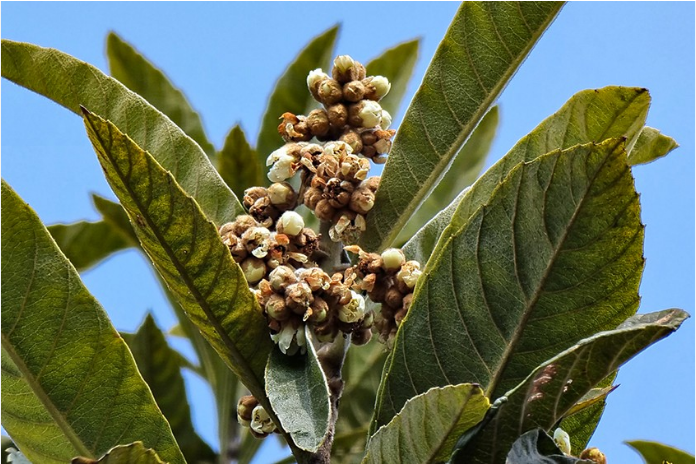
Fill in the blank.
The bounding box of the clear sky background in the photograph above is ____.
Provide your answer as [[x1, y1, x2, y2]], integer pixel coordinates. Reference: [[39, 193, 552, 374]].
[[2, 2, 694, 463]]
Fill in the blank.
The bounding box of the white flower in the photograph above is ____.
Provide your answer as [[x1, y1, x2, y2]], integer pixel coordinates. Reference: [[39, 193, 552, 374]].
[[334, 55, 355, 73], [5, 448, 31, 464], [380, 109, 392, 129], [307, 68, 328, 90], [553, 428, 571, 455], [323, 141, 353, 159], [267, 153, 297, 182], [277, 211, 305, 236], [271, 322, 307, 355], [370, 75, 391, 99], [396, 261, 422, 289], [250, 405, 276, 434], [338, 291, 366, 323], [381, 248, 405, 271], [359, 100, 383, 128]]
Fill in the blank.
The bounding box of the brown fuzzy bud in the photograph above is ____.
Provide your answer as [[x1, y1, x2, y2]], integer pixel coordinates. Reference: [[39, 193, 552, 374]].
[[265, 293, 289, 321], [314, 316, 338, 343], [350, 186, 376, 214], [298, 267, 331, 292], [303, 186, 323, 209], [351, 327, 373, 346], [293, 227, 320, 257], [268, 265, 297, 292], [306, 109, 330, 137], [278, 112, 312, 142], [385, 287, 405, 309], [267, 182, 297, 211], [579, 448, 606, 464], [394, 306, 408, 326], [241, 257, 267, 285], [342, 80, 366, 102], [315, 199, 337, 221], [327, 103, 348, 128], [316, 153, 340, 180], [325, 178, 354, 209], [243, 186, 268, 209], [241, 227, 271, 258], [340, 154, 370, 181], [396, 260, 422, 290], [285, 282, 314, 313], [339, 129, 364, 154], [348, 101, 383, 128], [305, 296, 329, 322], [332, 55, 366, 83], [361, 145, 377, 159], [362, 75, 391, 101], [363, 176, 380, 193], [317, 79, 343, 106], [237, 395, 259, 425]]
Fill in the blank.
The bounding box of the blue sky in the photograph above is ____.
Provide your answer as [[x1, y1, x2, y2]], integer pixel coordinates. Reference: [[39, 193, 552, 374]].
[[2, 2, 694, 463]]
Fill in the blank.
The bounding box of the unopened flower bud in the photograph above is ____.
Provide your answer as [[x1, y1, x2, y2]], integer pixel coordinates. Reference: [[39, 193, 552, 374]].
[[350, 187, 375, 214], [277, 211, 305, 236], [327, 103, 348, 128], [306, 296, 329, 322], [381, 248, 406, 272], [241, 257, 267, 285], [338, 291, 366, 323], [553, 428, 571, 456], [306, 109, 330, 137], [339, 129, 363, 154], [315, 199, 337, 222], [362, 310, 375, 328], [303, 186, 323, 209], [332, 55, 365, 83], [267, 182, 297, 210], [307, 68, 329, 99], [579, 448, 606, 464], [318, 79, 343, 105], [268, 265, 297, 292], [265, 293, 290, 321], [380, 110, 392, 129], [363, 75, 391, 100], [342, 80, 365, 102], [396, 260, 422, 289], [298, 267, 331, 292], [286, 282, 314, 312], [250, 405, 276, 434], [349, 100, 383, 128], [237, 395, 258, 426], [385, 287, 404, 309]]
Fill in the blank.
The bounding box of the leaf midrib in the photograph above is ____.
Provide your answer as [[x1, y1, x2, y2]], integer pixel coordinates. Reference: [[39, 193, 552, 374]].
[[484, 145, 620, 399]]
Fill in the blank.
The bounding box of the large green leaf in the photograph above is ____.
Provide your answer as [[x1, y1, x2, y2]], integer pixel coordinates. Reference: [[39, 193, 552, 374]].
[[92, 195, 140, 243], [218, 125, 262, 198], [627, 126, 679, 166], [453, 309, 689, 463], [365, 39, 420, 117], [1, 39, 242, 225], [255, 26, 339, 169], [359, 2, 564, 252], [106, 32, 216, 159], [504, 429, 590, 464], [362, 384, 489, 464], [265, 327, 331, 452], [80, 109, 275, 420], [124, 314, 216, 463], [1, 180, 185, 464], [72, 442, 165, 464], [403, 86, 651, 274], [372, 138, 645, 431], [626, 440, 695, 464], [397, 106, 499, 245], [48, 220, 130, 271]]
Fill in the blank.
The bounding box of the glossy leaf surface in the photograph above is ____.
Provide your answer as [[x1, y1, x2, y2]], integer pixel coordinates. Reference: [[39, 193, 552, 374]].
[[106, 32, 216, 159], [124, 314, 216, 463], [360, 2, 564, 252], [362, 384, 489, 464], [1, 39, 242, 225], [265, 327, 330, 452], [455, 309, 688, 463], [81, 109, 273, 414], [256, 26, 339, 169], [1, 181, 184, 464], [373, 139, 645, 431], [365, 39, 420, 117]]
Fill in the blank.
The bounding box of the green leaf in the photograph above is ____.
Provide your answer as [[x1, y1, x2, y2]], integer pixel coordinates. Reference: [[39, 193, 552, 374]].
[[359, 2, 564, 252], [403, 86, 652, 266], [563, 384, 617, 418], [454, 309, 689, 463], [372, 138, 645, 432], [362, 384, 489, 464], [265, 326, 330, 452], [72, 442, 166, 464], [627, 126, 679, 166], [48, 220, 130, 271], [1, 180, 185, 464], [397, 106, 499, 245], [1, 39, 242, 225], [80, 109, 274, 421], [106, 32, 216, 159], [124, 314, 216, 463], [256, 25, 339, 169], [365, 39, 420, 117], [504, 429, 590, 464], [92, 195, 140, 243], [218, 125, 262, 198], [626, 440, 695, 464]]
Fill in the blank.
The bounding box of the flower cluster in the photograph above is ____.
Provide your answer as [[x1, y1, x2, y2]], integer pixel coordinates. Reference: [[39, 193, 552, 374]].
[[237, 395, 278, 438], [345, 246, 422, 344], [266, 55, 394, 244]]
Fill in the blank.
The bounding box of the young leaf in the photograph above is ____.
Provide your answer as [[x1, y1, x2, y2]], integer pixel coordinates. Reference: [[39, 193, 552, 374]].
[[359, 2, 564, 252], [627, 126, 679, 166], [48, 220, 131, 271], [72, 442, 165, 464], [106, 32, 216, 159], [403, 86, 651, 274], [625, 440, 695, 464], [124, 314, 216, 463], [1, 40, 243, 225], [1, 180, 185, 464], [218, 125, 262, 198], [365, 39, 420, 117], [397, 106, 499, 245], [80, 109, 274, 419], [453, 309, 689, 463], [256, 26, 339, 169], [362, 384, 489, 464], [503, 429, 589, 464], [372, 139, 645, 431], [265, 327, 331, 452]]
